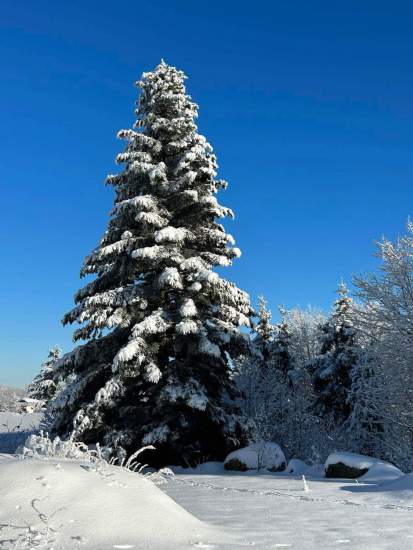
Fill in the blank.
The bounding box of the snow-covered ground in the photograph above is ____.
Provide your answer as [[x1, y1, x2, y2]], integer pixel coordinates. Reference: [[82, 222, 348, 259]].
[[162, 466, 413, 549], [0, 455, 227, 549], [0, 412, 43, 453], [1, 415, 413, 549]]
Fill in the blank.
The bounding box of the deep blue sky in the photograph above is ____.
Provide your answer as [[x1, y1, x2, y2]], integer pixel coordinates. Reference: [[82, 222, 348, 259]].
[[1, 1, 413, 386]]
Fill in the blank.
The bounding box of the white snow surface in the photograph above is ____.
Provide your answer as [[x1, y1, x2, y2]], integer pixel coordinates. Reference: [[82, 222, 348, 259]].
[[0, 455, 226, 549], [224, 442, 286, 471], [2, 415, 413, 549], [0, 412, 43, 453], [162, 466, 413, 549]]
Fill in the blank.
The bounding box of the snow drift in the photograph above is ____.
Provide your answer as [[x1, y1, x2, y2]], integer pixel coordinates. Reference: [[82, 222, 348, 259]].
[[0, 456, 227, 549]]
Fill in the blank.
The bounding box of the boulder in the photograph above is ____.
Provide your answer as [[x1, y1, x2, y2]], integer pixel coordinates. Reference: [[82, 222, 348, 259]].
[[224, 442, 286, 472], [325, 461, 368, 479], [324, 452, 392, 479]]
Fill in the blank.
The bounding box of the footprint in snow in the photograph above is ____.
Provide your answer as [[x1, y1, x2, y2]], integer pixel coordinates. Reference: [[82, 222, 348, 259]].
[[71, 535, 88, 544]]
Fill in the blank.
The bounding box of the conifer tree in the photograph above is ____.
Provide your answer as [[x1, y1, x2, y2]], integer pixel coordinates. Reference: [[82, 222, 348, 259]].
[[234, 296, 274, 432], [28, 347, 62, 403], [309, 283, 359, 423], [271, 307, 294, 383], [50, 61, 253, 466], [251, 297, 275, 416]]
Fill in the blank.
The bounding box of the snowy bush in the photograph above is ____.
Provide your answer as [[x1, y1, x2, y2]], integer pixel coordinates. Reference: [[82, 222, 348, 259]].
[[19, 432, 94, 460]]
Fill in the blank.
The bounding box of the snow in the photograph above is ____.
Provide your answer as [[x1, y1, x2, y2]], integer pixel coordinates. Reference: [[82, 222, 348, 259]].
[[180, 299, 197, 318], [181, 257, 207, 272], [155, 226, 191, 243], [199, 338, 221, 357], [0, 412, 43, 454], [224, 442, 286, 472], [286, 458, 324, 477], [145, 362, 162, 383], [361, 462, 404, 482], [131, 244, 165, 260], [176, 320, 199, 335], [142, 425, 171, 445], [136, 211, 166, 227], [378, 472, 413, 492], [0, 456, 225, 549], [187, 392, 208, 411], [2, 416, 413, 549], [158, 267, 183, 289], [162, 468, 413, 549], [114, 338, 146, 366], [133, 313, 170, 336]]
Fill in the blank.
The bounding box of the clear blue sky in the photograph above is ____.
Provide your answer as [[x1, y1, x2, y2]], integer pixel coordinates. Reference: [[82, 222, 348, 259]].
[[1, 1, 413, 386]]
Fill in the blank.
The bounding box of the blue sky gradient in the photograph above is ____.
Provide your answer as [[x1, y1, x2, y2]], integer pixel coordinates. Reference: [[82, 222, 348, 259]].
[[1, 1, 413, 385]]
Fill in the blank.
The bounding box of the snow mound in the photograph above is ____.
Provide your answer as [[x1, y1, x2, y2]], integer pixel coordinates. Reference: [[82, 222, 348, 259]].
[[325, 452, 399, 479], [285, 458, 323, 477], [0, 456, 227, 549], [360, 462, 403, 483], [378, 472, 413, 492], [224, 442, 286, 472], [286, 458, 310, 475]]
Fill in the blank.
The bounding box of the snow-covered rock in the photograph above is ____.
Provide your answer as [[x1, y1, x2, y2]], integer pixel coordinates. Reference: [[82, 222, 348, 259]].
[[224, 442, 286, 472], [0, 456, 227, 549], [325, 452, 398, 479], [285, 458, 325, 478], [286, 458, 309, 475]]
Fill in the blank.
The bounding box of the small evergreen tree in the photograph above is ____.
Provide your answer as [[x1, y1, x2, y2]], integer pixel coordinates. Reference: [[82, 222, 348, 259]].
[[50, 61, 253, 466], [309, 283, 359, 424], [28, 347, 62, 402]]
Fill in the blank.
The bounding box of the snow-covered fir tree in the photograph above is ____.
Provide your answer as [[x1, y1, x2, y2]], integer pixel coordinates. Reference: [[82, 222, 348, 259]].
[[309, 283, 359, 424], [235, 296, 274, 420], [28, 347, 62, 402], [271, 307, 295, 383], [50, 61, 253, 466]]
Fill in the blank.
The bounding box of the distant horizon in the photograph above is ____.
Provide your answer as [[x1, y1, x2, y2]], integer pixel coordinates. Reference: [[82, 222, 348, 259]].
[[2, 1, 413, 386]]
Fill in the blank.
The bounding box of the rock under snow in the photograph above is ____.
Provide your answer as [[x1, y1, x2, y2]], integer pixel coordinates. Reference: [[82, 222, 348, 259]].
[[224, 442, 286, 472], [0, 455, 227, 549], [325, 452, 398, 479], [286, 458, 325, 478]]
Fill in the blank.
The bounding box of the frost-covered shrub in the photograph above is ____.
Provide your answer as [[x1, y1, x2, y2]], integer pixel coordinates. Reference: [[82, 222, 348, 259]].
[[19, 432, 93, 460]]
